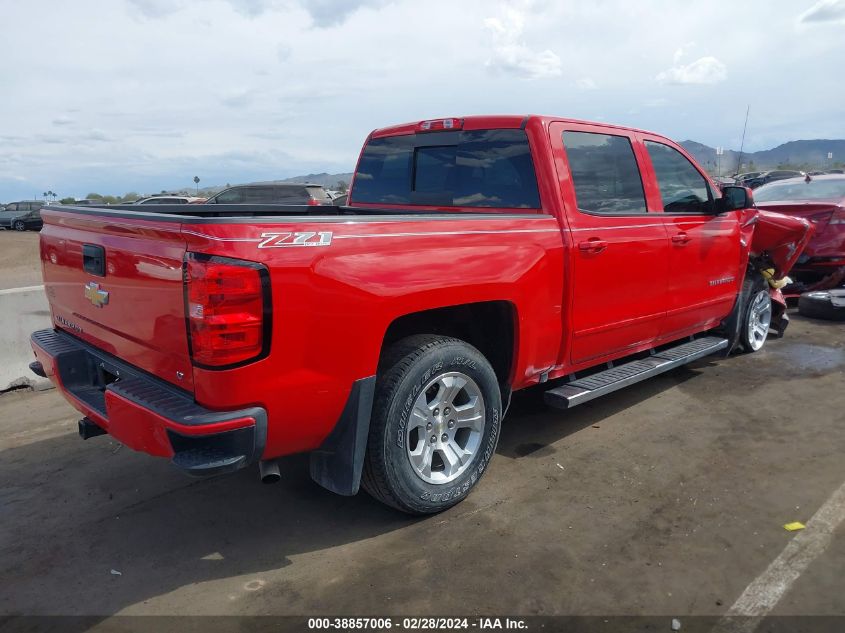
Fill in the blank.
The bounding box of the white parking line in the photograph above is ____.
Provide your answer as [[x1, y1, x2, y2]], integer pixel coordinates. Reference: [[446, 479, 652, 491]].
[[712, 479, 845, 633], [0, 284, 44, 295]]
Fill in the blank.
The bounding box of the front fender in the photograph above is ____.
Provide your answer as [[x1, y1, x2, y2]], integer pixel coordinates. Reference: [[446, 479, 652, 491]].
[[749, 209, 815, 278]]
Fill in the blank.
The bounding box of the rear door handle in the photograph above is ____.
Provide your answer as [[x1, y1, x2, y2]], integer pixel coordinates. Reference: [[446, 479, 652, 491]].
[[671, 232, 691, 244], [578, 239, 608, 253]]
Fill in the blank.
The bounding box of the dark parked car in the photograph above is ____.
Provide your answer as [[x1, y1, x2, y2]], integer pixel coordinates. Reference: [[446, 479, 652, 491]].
[[204, 183, 333, 206], [745, 170, 805, 189], [733, 171, 763, 185], [0, 200, 45, 231]]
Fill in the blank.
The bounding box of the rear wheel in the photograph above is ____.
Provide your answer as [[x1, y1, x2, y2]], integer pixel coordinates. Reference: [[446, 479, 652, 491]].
[[740, 281, 772, 352], [13, 220, 26, 231], [362, 335, 502, 514]]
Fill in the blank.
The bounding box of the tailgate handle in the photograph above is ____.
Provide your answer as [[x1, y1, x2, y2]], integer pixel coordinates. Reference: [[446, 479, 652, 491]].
[[83, 244, 106, 277]]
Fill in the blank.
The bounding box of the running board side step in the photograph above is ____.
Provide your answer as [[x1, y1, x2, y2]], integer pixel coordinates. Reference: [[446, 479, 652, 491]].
[[544, 336, 729, 410]]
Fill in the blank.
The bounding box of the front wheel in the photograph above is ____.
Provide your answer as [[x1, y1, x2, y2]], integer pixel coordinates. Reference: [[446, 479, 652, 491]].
[[13, 220, 26, 231], [362, 335, 502, 514], [740, 283, 772, 352]]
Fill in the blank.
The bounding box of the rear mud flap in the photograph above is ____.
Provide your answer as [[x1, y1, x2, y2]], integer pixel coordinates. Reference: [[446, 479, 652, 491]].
[[309, 376, 376, 496]]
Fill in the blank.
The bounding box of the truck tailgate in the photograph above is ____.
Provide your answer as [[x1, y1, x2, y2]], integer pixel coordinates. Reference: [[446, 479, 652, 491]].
[[39, 208, 194, 391]]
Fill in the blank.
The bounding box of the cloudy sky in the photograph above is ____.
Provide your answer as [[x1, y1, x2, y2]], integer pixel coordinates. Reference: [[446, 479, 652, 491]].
[[1, 0, 844, 200]]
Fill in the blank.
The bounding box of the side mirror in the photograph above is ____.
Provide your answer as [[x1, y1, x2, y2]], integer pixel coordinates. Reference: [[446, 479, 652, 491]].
[[721, 185, 754, 211]]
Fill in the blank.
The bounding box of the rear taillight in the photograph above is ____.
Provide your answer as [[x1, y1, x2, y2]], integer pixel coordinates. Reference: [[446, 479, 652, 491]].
[[184, 254, 270, 369], [307, 198, 321, 206]]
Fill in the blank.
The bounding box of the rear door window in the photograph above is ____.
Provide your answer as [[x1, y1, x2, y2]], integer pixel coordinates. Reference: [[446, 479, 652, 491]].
[[562, 131, 647, 215], [645, 141, 713, 214], [353, 129, 540, 208]]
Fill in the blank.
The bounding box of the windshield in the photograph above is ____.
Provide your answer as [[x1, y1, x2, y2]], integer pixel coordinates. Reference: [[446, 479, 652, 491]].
[[754, 178, 845, 202]]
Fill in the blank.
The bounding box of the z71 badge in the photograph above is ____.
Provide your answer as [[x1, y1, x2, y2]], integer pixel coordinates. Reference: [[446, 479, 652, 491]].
[[258, 232, 332, 248]]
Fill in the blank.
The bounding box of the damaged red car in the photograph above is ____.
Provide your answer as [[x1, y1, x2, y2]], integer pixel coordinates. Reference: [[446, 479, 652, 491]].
[[754, 174, 845, 281]]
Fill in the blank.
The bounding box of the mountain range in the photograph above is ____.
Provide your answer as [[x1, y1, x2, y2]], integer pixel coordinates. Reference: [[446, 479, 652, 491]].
[[680, 139, 845, 175]]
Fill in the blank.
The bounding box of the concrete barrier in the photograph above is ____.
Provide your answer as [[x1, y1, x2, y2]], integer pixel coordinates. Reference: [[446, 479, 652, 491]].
[[0, 285, 53, 391]]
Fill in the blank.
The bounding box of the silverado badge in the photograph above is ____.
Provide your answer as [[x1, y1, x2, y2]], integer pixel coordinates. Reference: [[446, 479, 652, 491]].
[[84, 281, 109, 308]]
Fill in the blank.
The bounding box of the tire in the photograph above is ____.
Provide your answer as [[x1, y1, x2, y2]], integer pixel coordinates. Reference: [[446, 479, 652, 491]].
[[798, 290, 845, 321], [739, 277, 772, 352], [13, 221, 26, 231], [362, 335, 502, 515]]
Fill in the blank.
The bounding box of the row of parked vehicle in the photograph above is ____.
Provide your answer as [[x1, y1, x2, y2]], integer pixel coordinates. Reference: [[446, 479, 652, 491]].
[[0, 183, 348, 231], [732, 168, 844, 189]]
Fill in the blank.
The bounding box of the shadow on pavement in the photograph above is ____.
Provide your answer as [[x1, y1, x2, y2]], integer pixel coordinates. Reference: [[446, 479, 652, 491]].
[[0, 363, 705, 619]]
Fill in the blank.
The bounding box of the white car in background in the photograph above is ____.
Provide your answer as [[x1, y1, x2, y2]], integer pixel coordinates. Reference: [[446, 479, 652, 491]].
[[134, 196, 206, 205]]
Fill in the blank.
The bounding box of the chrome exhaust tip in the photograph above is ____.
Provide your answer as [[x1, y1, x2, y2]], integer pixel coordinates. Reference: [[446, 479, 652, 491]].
[[258, 459, 281, 484]]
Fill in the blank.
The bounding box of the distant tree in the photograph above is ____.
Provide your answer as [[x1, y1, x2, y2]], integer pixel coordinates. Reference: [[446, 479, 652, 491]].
[[101, 195, 119, 205], [335, 180, 349, 192], [86, 193, 104, 200], [121, 192, 140, 202], [59, 197, 75, 205]]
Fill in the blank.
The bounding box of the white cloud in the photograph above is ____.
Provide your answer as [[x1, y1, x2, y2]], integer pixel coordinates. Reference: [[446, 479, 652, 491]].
[[483, 5, 561, 79], [82, 130, 113, 142], [302, 0, 392, 27], [126, 0, 187, 19], [127, 0, 388, 26], [799, 0, 845, 23], [657, 55, 727, 85], [576, 78, 597, 90], [672, 41, 696, 64]]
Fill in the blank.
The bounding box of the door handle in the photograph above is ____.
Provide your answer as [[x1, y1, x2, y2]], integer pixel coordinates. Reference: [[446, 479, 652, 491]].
[[671, 232, 691, 244], [578, 239, 608, 252]]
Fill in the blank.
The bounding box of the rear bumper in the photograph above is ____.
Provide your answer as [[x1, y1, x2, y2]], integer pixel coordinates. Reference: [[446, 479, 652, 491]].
[[30, 328, 267, 477]]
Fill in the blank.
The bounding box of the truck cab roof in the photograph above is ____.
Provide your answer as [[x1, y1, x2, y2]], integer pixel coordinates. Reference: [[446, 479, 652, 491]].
[[370, 114, 671, 143]]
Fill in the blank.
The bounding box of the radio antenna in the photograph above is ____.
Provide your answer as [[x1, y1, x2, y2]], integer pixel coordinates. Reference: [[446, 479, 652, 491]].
[[736, 105, 750, 174]]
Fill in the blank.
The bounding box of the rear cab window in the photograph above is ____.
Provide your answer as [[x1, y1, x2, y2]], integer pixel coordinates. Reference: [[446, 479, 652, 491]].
[[351, 129, 540, 209]]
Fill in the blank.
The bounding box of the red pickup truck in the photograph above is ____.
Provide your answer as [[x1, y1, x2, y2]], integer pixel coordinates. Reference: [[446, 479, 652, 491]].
[[30, 115, 813, 514]]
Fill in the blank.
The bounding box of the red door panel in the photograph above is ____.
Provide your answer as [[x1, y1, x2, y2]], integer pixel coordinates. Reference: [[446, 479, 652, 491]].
[[550, 122, 669, 365], [637, 136, 742, 340]]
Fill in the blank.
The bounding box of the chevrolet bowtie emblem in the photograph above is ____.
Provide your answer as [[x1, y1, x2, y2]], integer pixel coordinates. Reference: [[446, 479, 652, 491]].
[[84, 281, 109, 308]]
